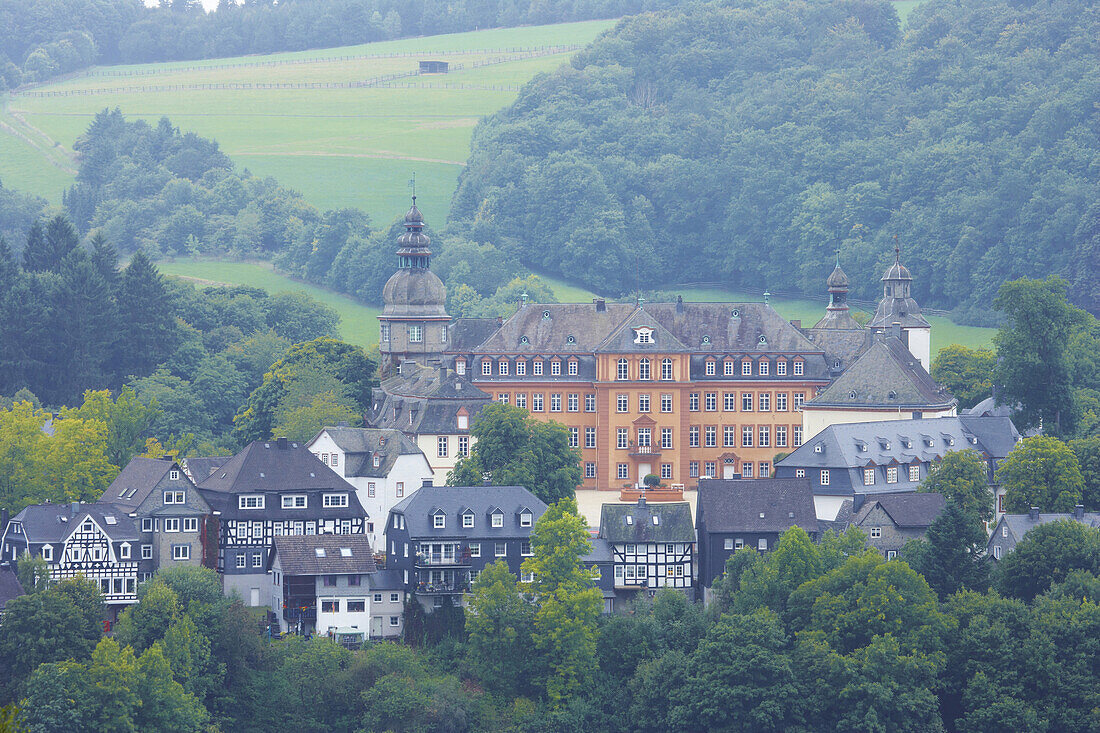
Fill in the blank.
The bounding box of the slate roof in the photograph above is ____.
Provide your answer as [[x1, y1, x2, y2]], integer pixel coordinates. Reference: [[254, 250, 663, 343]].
[[584, 536, 615, 563], [805, 328, 873, 371], [449, 317, 501, 351], [101, 457, 181, 509], [808, 335, 954, 409], [598, 500, 695, 543], [389, 485, 547, 538], [370, 568, 405, 590], [311, 427, 425, 478], [0, 566, 24, 611], [1001, 512, 1100, 540], [9, 503, 141, 543], [368, 361, 491, 435], [198, 440, 357, 494], [853, 493, 946, 529], [181, 456, 230, 483], [696, 478, 819, 534], [471, 300, 825, 356], [777, 416, 1022, 495], [272, 535, 377, 575]]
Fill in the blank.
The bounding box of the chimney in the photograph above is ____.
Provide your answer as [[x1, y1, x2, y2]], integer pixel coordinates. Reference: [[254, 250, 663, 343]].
[[594, 298, 606, 312], [0, 508, 8, 534], [277, 436, 288, 450], [70, 501, 80, 516], [790, 319, 801, 329], [422, 478, 433, 488], [637, 496, 646, 508], [1075, 504, 1085, 520], [676, 295, 684, 314], [891, 321, 903, 340], [496, 315, 503, 326], [439, 364, 448, 379], [1028, 506, 1040, 521]]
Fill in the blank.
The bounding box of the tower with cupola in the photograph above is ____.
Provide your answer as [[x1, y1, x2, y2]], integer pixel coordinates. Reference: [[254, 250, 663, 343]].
[[869, 247, 932, 370]]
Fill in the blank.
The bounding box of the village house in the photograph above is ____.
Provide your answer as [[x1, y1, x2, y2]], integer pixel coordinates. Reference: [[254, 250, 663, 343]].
[[597, 497, 696, 601], [847, 493, 947, 559], [987, 506, 1100, 561]]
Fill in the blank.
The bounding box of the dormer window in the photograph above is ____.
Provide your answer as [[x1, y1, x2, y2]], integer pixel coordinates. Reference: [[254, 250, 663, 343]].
[[373, 453, 381, 468], [542, 310, 551, 319], [457, 413, 469, 430], [568, 360, 578, 375], [758, 335, 767, 344], [849, 391, 857, 399], [520, 336, 529, 345], [120, 543, 131, 559], [323, 494, 349, 508], [499, 360, 509, 375], [813, 444, 823, 453], [741, 361, 752, 376], [482, 360, 492, 375], [240, 495, 264, 509], [520, 512, 533, 527], [705, 360, 716, 376], [491, 512, 504, 528], [566, 335, 576, 344], [633, 327, 654, 345], [282, 495, 307, 509], [463, 513, 474, 528], [455, 359, 466, 375], [433, 514, 445, 529], [702, 335, 711, 344], [41, 544, 53, 561]]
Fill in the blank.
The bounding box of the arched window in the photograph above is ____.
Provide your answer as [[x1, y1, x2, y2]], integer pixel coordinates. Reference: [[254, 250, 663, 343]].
[[639, 358, 651, 381], [617, 359, 629, 381], [661, 358, 673, 380]]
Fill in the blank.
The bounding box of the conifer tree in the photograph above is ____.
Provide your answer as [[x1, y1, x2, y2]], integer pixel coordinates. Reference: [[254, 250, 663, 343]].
[[113, 251, 176, 381]]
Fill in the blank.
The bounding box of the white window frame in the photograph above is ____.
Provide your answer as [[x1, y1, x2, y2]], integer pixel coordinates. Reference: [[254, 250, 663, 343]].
[[183, 517, 198, 532], [820, 470, 830, 486], [520, 512, 533, 527], [165, 518, 180, 532], [239, 495, 264, 510], [282, 494, 307, 509], [323, 493, 349, 508], [433, 514, 446, 529], [463, 513, 474, 528], [491, 513, 504, 528], [173, 544, 190, 561]]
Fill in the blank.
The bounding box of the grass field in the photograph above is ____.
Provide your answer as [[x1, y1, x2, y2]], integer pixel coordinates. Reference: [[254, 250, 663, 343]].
[[0, 20, 615, 224], [158, 258, 380, 347]]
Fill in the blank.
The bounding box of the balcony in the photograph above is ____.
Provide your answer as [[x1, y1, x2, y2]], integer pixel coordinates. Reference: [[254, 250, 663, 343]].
[[414, 550, 473, 568], [415, 580, 469, 595], [627, 444, 661, 458]]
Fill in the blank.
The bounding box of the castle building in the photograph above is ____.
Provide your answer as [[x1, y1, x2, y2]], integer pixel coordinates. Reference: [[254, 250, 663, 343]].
[[370, 196, 955, 494]]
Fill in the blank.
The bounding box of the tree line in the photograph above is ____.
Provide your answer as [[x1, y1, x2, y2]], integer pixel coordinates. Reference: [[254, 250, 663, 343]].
[[449, 0, 1100, 324], [0, 0, 679, 90]]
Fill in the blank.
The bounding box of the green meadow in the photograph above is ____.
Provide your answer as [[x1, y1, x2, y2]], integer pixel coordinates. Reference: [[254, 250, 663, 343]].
[[159, 258, 380, 347], [0, 19, 615, 222]]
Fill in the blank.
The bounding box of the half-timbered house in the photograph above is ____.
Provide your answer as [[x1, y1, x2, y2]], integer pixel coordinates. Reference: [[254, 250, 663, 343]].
[[0, 502, 142, 621], [196, 437, 368, 607], [597, 497, 696, 601]]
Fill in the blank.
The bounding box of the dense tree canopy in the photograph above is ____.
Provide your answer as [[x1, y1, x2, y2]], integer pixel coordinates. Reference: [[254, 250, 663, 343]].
[[451, 0, 1100, 322], [997, 435, 1086, 514]]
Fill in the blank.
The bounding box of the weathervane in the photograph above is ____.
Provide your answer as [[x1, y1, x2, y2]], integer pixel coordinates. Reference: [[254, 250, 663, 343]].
[[408, 172, 416, 202]]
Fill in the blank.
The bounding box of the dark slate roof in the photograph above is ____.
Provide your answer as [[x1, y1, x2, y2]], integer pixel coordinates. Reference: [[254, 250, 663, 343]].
[[808, 335, 954, 409], [805, 328, 873, 370], [584, 536, 614, 563], [854, 493, 946, 529], [368, 361, 491, 435], [471, 300, 825, 356], [823, 499, 855, 534], [311, 427, 425, 478], [198, 440, 357, 494], [181, 456, 230, 483], [272, 535, 377, 575], [598, 500, 695, 543], [958, 416, 1023, 459], [9, 503, 140, 543], [697, 478, 819, 534], [389, 485, 547, 538], [1002, 512, 1100, 539], [0, 566, 25, 610], [449, 317, 501, 351], [101, 457, 181, 509], [370, 568, 405, 590]]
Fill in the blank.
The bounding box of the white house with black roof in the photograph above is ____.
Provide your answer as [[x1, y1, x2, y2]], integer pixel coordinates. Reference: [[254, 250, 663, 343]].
[[597, 497, 696, 601], [196, 437, 368, 607], [775, 415, 1022, 520], [308, 426, 433, 547], [1, 502, 142, 622], [695, 477, 819, 598], [268, 534, 404, 641], [385, 483, 547, 610], [98, 456, 214, 578]]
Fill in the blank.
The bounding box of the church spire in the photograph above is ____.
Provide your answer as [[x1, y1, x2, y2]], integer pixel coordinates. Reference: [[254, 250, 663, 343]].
[[396, 194, 431, 269], [812, 251, 861, 330]]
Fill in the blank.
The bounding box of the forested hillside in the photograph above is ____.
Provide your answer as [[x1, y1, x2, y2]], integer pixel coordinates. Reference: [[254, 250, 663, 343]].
[[0, 0, 669, 89], [450, 0, 1100, 323]]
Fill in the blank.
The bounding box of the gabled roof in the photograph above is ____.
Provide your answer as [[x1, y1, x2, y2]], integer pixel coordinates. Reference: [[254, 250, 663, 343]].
[[368, 362, 491, 435], [595, 306, 689, 353], [470, 300, 823, 356], [780, 416, 1020, 474], [311, 427, 426, 478], [0, 566, 24, 611], [696, 478, 818, 535], [808, 335, 954, 409], [389, 485, 547, 538], [598, 500, 694, 543], [10, 503, 140, 544], [272, 535, 377, 575], [100, 457, 183, 510], [198, 440, 357, 494], [1000, 512, 1100, 540], [853, 493, 946, 529], [584, 536, 614, 563], [181, 456, 231, 483]]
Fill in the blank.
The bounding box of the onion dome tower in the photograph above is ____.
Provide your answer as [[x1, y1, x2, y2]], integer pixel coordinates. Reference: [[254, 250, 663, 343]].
[[813, 252, 862, 330], [869, 245, 931, 370], [378, 196, 451, 376]]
